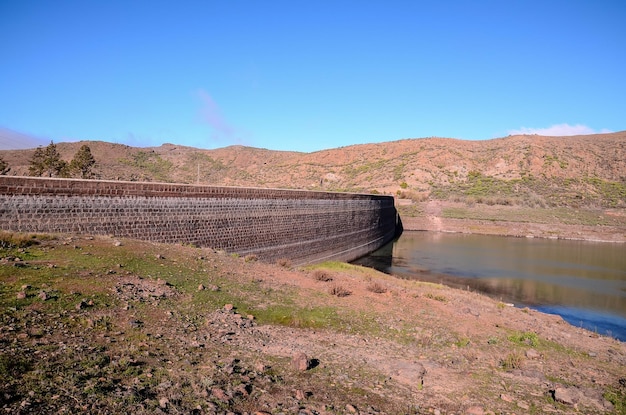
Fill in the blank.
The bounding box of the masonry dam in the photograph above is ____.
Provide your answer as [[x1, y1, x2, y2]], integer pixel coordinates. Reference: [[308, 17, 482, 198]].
[[0, 176, 399, 265]]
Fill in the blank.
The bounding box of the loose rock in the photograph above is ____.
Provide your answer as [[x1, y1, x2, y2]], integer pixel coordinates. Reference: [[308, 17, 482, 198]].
[[553, 387, 579, 405], [345, 403, 358, 413], [465, 406, 484, 415], [500, 393, 514, 402], [291, 352, 310, 371], [525, 349, 540, 359]]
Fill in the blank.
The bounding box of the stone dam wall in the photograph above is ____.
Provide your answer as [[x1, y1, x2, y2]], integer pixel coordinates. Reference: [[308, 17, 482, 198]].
[[0, 176, 399, 265]]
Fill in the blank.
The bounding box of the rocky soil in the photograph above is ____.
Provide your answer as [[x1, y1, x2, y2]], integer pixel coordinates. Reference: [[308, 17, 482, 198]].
[[1, 234, 625, 414]]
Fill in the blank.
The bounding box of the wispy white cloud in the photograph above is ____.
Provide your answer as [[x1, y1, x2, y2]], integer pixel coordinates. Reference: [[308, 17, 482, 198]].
[[508, 123, 612, 136], [196, 89, 242, 145]]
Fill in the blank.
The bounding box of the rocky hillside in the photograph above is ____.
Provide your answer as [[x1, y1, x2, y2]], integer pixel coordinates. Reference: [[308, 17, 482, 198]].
[[1, 132, 625, 208]]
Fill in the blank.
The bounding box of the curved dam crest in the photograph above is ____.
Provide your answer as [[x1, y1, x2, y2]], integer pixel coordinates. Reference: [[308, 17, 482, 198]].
[[0, 176, 399, 265]]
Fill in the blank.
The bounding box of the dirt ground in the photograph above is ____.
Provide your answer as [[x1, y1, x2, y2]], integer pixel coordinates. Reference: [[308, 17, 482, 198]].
[[1, 233, 625, 414], [237, 255, 626, 414]]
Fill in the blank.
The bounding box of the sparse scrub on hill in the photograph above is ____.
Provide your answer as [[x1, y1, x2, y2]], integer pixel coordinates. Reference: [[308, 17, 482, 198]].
[[393, 162, 406, 181], [585, 177, 626, 208], [395, 190, 429, 203], [441, 204, 626, 227], [429, 169, 626, 209], [120, 150, 173, 182], [183, 153, 226, 183]]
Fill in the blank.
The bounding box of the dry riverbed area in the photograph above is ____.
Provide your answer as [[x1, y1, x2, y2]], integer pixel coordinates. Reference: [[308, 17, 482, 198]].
[[1, 232, 625, 414]]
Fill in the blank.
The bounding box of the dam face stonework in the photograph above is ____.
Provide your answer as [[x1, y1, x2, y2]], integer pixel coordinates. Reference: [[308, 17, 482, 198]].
[[0, 177, 398, 265]]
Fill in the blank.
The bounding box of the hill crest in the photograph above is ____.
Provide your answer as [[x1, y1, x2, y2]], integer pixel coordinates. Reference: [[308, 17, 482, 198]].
[[1, 132, 625, 208]]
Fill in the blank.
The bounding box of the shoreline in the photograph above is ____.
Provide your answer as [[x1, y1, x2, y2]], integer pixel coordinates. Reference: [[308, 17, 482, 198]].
[[399, 211, 626, 243]]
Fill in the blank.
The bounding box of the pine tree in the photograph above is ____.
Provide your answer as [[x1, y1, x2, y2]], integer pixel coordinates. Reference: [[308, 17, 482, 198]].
[[28, 141, 67, 177], [28, 146, 46, 176], [70, 144, 96, 178], [0, 155, 9, 175]]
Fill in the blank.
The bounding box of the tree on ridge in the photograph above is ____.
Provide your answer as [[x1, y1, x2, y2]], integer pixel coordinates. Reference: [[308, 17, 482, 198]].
[[28, 141, 68, 177], [0, 155, 9, 175], [70, 144, 96, 178]]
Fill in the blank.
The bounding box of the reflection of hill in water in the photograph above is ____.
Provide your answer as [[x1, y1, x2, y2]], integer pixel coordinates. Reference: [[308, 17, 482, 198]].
[[354, 231, 626, 340]]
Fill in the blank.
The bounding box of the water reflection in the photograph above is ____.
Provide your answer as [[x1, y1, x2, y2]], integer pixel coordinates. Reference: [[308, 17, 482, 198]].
[[353, 231, 626, 340]]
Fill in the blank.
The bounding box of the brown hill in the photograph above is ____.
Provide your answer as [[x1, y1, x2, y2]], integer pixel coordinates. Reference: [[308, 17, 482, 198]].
[[1, 132, 625, 208]]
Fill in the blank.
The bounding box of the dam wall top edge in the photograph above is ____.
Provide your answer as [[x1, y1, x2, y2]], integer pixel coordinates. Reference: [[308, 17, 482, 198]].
[[0, 176, 394, 202]]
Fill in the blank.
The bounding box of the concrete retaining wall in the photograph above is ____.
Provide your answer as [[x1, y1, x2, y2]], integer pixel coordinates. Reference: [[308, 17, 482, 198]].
[[0, 176, 398, 265]]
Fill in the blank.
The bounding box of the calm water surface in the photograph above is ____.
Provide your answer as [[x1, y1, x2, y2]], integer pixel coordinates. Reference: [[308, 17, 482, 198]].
[[353, 231, 626, 341]]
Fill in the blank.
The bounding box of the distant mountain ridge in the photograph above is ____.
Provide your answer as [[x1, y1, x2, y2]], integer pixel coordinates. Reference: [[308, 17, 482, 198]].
[[1, 132, 625, 208]]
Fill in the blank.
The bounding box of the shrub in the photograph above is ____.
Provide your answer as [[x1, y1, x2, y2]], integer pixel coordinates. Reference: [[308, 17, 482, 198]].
[[424, 292, 447, 302], [366, 282, 387, 294], [455, 337, 470, 347], [312, 269, 333, 282], [500, 351, 524, 370], [604, 385, 626, 414], [508, 331, 539, 347], [244, 254, 258, 263], [328, 284, 351, 297], [276, 258, 292, 268]]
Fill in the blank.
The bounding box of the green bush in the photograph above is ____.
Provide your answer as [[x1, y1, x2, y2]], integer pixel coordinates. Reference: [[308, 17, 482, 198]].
[[508, 331, 539, 347]]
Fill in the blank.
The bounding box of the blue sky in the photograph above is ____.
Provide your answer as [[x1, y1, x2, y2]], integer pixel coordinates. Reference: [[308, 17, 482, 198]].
[[1, 1, 624, 152]]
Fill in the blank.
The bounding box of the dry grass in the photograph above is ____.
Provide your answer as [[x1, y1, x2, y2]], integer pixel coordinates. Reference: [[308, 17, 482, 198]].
[[500, 351, 524, 371], [0, 231, 44, 249]]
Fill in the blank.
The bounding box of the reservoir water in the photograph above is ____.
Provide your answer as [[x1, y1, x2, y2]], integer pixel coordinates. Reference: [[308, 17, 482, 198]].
[[353, 231, 626, 341]]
